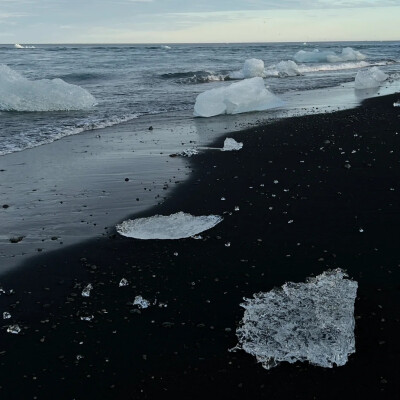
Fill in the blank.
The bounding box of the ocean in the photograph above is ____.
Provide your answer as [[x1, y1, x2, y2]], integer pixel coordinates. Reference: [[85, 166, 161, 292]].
[[1, 41, 400, 156]]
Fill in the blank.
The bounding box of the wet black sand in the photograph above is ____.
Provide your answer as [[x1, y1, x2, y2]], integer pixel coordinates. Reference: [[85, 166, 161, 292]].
[[1, 93, 400, 399]]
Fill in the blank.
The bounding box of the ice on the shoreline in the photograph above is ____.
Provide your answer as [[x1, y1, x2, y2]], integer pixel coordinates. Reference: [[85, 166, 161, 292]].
[[0, 64, 96, 112], [222, 138, 243, 151], [193, 77, 283, 118], [133, 296, 150, 309], [265, 60, 301, 77], [178, 148, 199, 157], [354, 67, 388, 89], [230, 58, 265, 79], [393, 101, 400, 107], [233, 269, 358, 370], [7, 325, 21, 334], [294, 47, 366, 63], [116, 212, 223, 239], [119, 278, 129, 287], [3, 312, 11, 319], [81, 283, 93, 297]]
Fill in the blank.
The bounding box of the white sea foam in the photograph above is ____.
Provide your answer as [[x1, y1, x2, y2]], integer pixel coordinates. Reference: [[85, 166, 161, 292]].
[[229, 58, 265, 79], [0, 64, 96, 111], [298, 61, 370, 73], [354, 67, 388, 89], [233, 269, 358, 370], [193, 77, 283, 118], [161, 45, 171, 50], [294, 47, 366, 63], [222, 138, 243, 151], [14, 44, 35, 49], [116, 212, 223, 239]]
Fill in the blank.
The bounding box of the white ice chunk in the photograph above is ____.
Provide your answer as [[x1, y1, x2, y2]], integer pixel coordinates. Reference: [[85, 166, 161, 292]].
[[265, 60, 301, 77], [294, 49, 335, 63], [119, 278, 129, 287], [0, 64, 96, 111], [326, 47, 366, 63], [194, 77, 283, 118], [354, 67, 388, 89], [116, 212, 223, 240], [229, 58, 265, 79], [81, 283, 93, 297], [393, 101, 400, 107], [294, 47, 366, 63], [222, 138, 243, 151], [7, 325, 21, 334], [133, 296, 150, 309], [234, 269, 358, 370], [3, 312, 11, 319], [179, 148, 199, 157]]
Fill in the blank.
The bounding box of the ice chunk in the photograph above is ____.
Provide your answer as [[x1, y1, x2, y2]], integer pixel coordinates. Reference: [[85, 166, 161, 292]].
[[326, 47, 366, 62], [81, 283, 93, 297], [393, 101, 400, 107], [265, 60, 301, 77], [179, 148, 199, 157], [0, 64, 96, 111], [119, 278, 129, 287], [222, 138, 243, 151], [194, 77, 283, 118], [229, 58, 265, 79], [80, 315, 94, 322], [354, 67, 388, 89], [233, 269, 358, 370], [133, 296, 150, 309], [7, 325, 21, 334], [3, 312, 11, 319], [116, 212, 222, 239], [294, 47, 365, 63]]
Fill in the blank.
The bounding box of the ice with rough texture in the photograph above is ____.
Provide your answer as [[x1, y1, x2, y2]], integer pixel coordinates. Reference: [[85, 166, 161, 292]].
[[0, 64, 96, 111], [234, 269, 358, 370], [119, 278, 129, 287], [229, 58, 265, 79], [81, 283, 93, 297], [265, 60, 301, 77], [116, 212, 223, 239], [7, 325, 21, 334], [133, 296, 150, 309], [294, 47, 366, 63], [222, 138, 243, 151], [194, 77, 283, 118], [393, 101, 400, 107], [3, 312, 11, 319], [354, 67, 388, 89]]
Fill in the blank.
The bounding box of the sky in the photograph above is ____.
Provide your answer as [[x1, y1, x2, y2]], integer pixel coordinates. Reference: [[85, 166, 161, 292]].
[[0, 0, 399, 44]]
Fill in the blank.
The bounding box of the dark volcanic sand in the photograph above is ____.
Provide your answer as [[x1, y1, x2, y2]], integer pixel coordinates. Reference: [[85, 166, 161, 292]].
[[1, 93, 400, 399]]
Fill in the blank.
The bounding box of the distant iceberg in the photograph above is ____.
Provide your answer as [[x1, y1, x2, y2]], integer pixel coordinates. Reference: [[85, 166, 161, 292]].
[[294, 47, 366, 63], [354, 67, 388, 89], [0, 64, 96, 111], [116, 212, 223, 239], [229, 58, 265, 79], [193, 77, 283, 118], [233, 269, 358, 370]]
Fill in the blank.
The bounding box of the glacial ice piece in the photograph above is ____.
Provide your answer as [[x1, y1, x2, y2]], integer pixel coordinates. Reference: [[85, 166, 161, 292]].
[[3, 312, 11, 319], [234, 269, 358, 370], [0, 64, 96, 111], [326, 47, 366, 63], [354, 67, 388, 89], [81, 283, 93, 297], [294, 47, 365, 63], [133, 296, 150, 309], [265, 60, 301, 77], [222, 138, 243, 151], [393, 101, 400, 107], [7, 325, 21, 334], [229, 58, 265, 79], [193, 77, 283, 118], [116, 212, 222, 239], [119, 278, 129, 287]]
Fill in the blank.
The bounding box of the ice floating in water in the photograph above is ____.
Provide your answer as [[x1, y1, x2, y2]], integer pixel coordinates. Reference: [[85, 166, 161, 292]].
[[0, 64, 96, 111], [194, 77, 283, 118], [117, 212, 222, 239], [133, 296, 150, 309], [161, 45, 171, 50], [264, 60, 301, 77], [294, 47, 366, 63], [81, 283, 93, 297], [7, 325, 21, 334], [222, 138, 243, 151], [229, 58, 265, 79], [233, 269, 358, 370], [355, 67, 388, 89]]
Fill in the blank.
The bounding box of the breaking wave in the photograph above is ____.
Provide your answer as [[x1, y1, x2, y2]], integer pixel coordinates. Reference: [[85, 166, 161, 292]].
[[160, 70, 227, 84], [14, 44, 36, 49], [0, 64, 96, 112]]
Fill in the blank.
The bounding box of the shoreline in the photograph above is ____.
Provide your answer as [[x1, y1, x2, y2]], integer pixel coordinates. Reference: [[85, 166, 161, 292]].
[[1, 92, 400, 399]]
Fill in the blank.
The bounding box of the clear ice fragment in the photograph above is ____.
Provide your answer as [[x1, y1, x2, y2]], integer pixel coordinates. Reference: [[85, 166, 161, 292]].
[[119, 278, 129, 287], [133, 296, 150, 309], [3, 312, 11, 319], [7, 324, 21, 334], [81, 283, 93, 297], [222, 138, 243, 152]]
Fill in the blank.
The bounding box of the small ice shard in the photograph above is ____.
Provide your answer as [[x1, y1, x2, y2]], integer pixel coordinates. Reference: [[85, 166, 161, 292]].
[[394, 101, 400, 107], [133, 296, 150, 309], [7, 324, 21, 334], [3, 312, 11, 319], [355, 67, 388, 89], [80, 315, 94, 322], [193, 77, 283, 118], [81, 283, 93, 297], [116, 212, 222, 240], [229, 58, 265, 79], [179, 148, 198, 157], [222, 138, 243, 152], [119, 278, 129, 287], [233, 269, 358, 370]]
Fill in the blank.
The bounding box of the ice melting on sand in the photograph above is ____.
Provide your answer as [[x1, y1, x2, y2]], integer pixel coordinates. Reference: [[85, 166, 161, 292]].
[[294, 47, 366, 63], [354, 67, 388, 89], [0, 64, 96, 111], [116, 212, 223, 239], [229, 58, 265, 79], [193, 77, 283, 118], [222, 138, 243, 151], [233, 269, 358, 370]]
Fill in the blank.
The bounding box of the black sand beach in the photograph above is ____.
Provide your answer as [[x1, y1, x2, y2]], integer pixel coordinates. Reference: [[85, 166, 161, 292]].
[[1, 93, 400, 399]]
